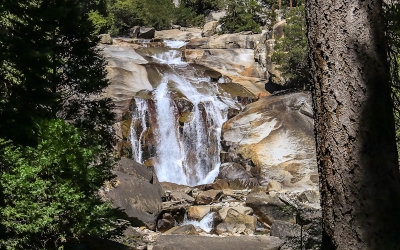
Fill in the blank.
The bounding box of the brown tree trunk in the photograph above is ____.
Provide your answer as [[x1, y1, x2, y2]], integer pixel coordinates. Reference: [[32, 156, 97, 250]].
[[290, 0, 292, 9], [305, 0, 400, 249], [278, 0, 281, 9]]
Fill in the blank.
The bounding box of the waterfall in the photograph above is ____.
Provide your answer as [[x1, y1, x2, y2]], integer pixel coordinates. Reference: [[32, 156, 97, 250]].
[[130, 98, 149, 164], [130, 45, 240, 186], [153, 78, 187, 185]]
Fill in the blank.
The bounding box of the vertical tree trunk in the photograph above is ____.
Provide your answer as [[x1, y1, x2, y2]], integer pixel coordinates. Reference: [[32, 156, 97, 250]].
[[305, 0, 400, 249], [278, 0, 281, 9], [290, 0, 292, 9]]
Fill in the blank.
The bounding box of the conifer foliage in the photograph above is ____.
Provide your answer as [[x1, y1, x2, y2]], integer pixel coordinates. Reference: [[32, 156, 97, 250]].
[[0, 0, 123, 248]]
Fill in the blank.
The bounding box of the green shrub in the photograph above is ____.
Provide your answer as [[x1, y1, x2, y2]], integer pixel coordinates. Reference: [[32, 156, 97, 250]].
[[271, 4, 309, 89], [180, 0, 224, 15], [174, 5, 205, 27], [106, 0, 175, 35], [89, 10, 110, 34], [174, 0, 223, 27], [0, 120, 124, 249], [219, 0, 263, 34]]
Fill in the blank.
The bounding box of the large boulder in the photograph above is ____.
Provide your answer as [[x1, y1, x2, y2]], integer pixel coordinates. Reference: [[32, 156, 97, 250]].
[[101, 158, 163, 230], [187, 206, 211, 221], [186, 33, 262, 49], [271, 20, 286, 40], [183, 48, 267, 80], [138, 27, 155, 39], [205, 10, 227, 22], [222, 92, 318, 191], [218, 162, 258, 189], [165, 224, 198, 235], [183, 33, 269, 95], [99, 33, 113, 44], [155, 29, 202, 41], [270, 220, 302, 250], [153, 235, 284, 250], [101, 46, 152, 120], [215, 208, 257, 235], [160, 182, 193, 194], [128, 26, 156, 39], [296, 207, 322, 249], [202, 21, 219, 37], [128, 26, 140, 38], [157, 213, 176, 232], [195, 190, 223, 205], [218, 206, 253, 220], [245, 191, 296, 225]]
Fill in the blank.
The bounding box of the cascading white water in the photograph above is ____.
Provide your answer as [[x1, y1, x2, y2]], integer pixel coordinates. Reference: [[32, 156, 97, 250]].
[[130, 44, 240, 186], [153, 78, 188, 185], [152, 50, 187, 65], [181, 212, 215, 233], [130, 98, 149, 164], [163, 40, 187, 49]]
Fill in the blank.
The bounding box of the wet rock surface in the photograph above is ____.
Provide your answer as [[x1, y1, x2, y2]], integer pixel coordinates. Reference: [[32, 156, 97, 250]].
[[112, 177, 321, 249], [101, 158, 163, 230], [102, 25, 321, 249], [218, 162, 259, 189]]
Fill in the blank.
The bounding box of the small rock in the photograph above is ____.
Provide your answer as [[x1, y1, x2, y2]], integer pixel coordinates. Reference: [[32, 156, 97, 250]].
[[211, 179, 229, 190], [297, 189, 320, 205], [190, 188, 200, 198], [161, 182, 192, 194], [202, 21, 218, 37], [296, 207, 322, 249], [165, 224, 198, 235], [218, 162, 258, 189], [157, 213, 175, 232], [246, 191, 296, 225], [216, 209, 257, 235], [195, 190, 223, 205], [271, 222, 302, 250], [129, 26, 140, 38], [272, 20, 286, 39], [270, 220, 301, 246], [195, 183, 213, 191], [138, 27, 156, 39], [187, 206, 211, 221], [215, 222, 247, 235], [170, 191, 195, 203], [99, 34, 112, 44], [218, 206, 253, 220], [296, 207, 321, 226], [216, 24, 222, 33], [266, 180, 282, 192]]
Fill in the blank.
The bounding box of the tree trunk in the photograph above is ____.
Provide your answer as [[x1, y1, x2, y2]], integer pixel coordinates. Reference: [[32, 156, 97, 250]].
[[305, 0, 400, 249], [290, 0, 292, 9], [278, 0, 281, 9]]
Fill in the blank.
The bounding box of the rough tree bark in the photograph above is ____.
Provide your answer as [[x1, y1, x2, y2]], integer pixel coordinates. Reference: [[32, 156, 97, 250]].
[[305, 0, 400, 249]]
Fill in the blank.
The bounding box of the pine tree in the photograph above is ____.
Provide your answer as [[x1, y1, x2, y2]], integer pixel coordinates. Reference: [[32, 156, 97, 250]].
[[0, 121, 122, 249], [306, 0, 400, 248], [0, 0, 115, 149], [0, 0, 124, 247], [272, 4, 309, 89]]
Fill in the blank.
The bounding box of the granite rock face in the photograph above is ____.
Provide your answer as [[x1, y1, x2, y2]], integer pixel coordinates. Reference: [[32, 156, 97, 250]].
[[101, 158, 163, 230], [222, 92, 318, 192], [153, 235, 284, 250]]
